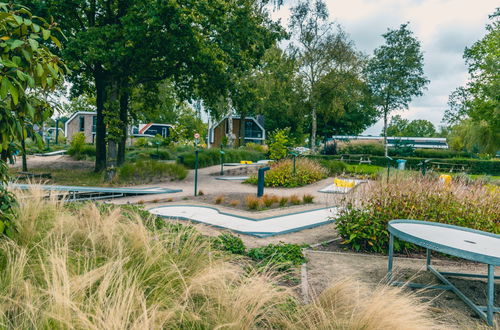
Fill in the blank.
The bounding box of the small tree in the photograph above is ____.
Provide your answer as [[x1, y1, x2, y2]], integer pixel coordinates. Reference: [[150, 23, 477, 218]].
[[0, 3, 67, 236], [268, 128, 290, 160], [365, 23, 429, 156]]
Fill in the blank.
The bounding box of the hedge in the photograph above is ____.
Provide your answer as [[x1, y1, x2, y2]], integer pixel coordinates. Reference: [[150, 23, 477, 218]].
[[309, 155, 500, 175], [337, 143, 473, 159], [177, 148, 266, 169]]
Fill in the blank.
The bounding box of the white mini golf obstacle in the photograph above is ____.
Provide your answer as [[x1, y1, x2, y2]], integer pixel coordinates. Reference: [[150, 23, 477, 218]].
[[149, 205, 338, 237], [319, 178, 366, 194]]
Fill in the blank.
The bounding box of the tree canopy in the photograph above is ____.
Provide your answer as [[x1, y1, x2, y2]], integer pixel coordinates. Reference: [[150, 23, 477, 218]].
[[365, 23, 429, 155], [385, 115, 436, 137], [444, 9, 499, 154]]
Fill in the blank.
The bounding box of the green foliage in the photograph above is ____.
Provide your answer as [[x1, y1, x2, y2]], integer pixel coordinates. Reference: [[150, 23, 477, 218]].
[[311, 155, 500, 175], [338, 142, 385, 156], [0, 3, 67, 154], [126, 148, 173, 162], [118, 160, 187, 183], [247, 243, 306, 270], [365, 23, 429, 154], [268, 128, 290, 160], [320, 160, 347, 175], [243, 142, 267, 154], [178, 148, 265, 169], [385, 115, 437, 137], [213, 233, 246, 255], [444, 9, 499, 154], [336, 175, 500, 253], [0, 162, 16, 238], [290, 0, 369, 148], [67, 133, 96, 160], [134, 137, 151, 148], [247, 159, 327, 187]]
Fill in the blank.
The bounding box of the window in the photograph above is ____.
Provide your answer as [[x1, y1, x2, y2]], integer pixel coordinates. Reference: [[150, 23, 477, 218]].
[[79, 116, 85, 131], [92, 116, 97, 133], [245, 120, 262, 138]]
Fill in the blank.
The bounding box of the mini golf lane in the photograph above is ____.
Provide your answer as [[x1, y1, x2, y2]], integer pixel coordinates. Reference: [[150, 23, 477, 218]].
[[149, 205, 338, 237]]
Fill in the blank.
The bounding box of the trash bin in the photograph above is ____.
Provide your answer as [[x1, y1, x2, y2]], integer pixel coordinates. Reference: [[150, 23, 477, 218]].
[[396, 159, 407, 170]]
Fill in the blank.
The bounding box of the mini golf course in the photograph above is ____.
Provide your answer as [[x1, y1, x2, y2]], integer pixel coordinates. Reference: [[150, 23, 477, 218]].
[[149, 205, 338, 237]]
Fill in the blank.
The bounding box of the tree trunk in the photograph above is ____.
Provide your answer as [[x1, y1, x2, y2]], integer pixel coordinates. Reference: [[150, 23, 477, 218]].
[[117, 87, 129, 166], [311, 105, 317, 151], [94, 65, 107, 172], [21, 138, 27, 172], [383, 108, 388, 157], [227, 106, 234, 148], [107, 80, 119, 169]]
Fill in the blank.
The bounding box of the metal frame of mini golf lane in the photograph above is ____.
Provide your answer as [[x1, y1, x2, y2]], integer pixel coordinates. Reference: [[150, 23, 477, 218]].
[[149, 204, 336, 238], [387, 219, 499, 326], [11, 183, 182, 201]]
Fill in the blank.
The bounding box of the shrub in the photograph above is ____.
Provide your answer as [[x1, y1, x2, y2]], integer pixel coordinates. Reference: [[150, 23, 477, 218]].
[[336, 174, 500, 253], [67, 132, 95, 160], [229, 200, 240, 207], [279, 196, 289, 207], [215, 195, 225, 204], [134, 137, 151, 147], [246, 159, 328, 188], [321, 160, 347, 175], [118, 160, 187, 183], [178, 148, 265, 169], [302, 194, 314, 204], [268, 128, 290, 160], [243, 142, 267, 154], [290, 194, 301, 205], [339, 141, 385, 156], [247, 243, 306, 270], [245, 195, 262, 210], [262, 194, 278, 208], [213, 233, 246, 255]]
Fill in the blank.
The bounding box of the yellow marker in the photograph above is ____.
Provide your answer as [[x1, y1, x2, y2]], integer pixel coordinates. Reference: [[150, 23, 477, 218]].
[[240, 160, 253, 164], [334, 178, 355, 188], [439, 174, 452, 186]]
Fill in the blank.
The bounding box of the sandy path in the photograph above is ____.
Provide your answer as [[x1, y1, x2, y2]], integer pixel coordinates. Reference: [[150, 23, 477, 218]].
[[305, 250, 500, 329]]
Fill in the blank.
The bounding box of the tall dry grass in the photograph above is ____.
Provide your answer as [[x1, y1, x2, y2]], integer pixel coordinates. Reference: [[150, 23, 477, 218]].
[[0, 188, 441, 329]]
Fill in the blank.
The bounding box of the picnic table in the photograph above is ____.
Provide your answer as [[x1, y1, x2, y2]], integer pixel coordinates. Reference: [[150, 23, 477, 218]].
[[429, 161, 468, 173], [339, 154, 372, 165], [387, 220, 500, 326]]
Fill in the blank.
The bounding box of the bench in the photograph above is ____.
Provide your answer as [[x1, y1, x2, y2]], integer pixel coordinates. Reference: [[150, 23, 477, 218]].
[[429, 162, 468, 173], [339, 154, 372, 165]]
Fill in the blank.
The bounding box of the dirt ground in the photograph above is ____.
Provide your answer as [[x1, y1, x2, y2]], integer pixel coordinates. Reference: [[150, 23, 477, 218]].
[[305, 250, 500, 329], [10, 155, 93, 170]]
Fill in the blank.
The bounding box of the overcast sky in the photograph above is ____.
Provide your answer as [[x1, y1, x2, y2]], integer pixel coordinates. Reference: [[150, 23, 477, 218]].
[[270, 0, 498, 136]]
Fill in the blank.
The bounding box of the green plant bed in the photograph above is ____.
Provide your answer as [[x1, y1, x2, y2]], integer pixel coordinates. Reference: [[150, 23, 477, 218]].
[[178, 148, 265, 169], [309, 155, 500, 175], [13, 160, 187, 186], [118, 160, 187, 183], [336, 174, 500, 254], [245, 158, 327, 187]]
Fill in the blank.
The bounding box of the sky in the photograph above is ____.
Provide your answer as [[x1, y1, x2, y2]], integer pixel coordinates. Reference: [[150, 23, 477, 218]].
[[270, 0, 498, 136]]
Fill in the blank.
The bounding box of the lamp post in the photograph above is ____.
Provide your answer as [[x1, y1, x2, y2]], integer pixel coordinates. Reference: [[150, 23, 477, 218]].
[[290, 151, 299, 175], [194, 133, 200, 196], [220, 146, 225, 175]]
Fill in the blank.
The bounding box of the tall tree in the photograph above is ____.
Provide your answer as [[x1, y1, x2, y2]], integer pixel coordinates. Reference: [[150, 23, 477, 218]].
[[26, 0, 281, 170], [289, 0, 334, 149], [444, 9, 499, 154], [365, 23, 429, 156]]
